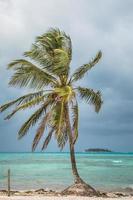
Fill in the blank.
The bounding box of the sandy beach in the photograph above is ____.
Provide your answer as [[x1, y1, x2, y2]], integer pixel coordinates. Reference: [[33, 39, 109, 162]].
[[1, 189, 133, 200], [0, 196, 133, 200]]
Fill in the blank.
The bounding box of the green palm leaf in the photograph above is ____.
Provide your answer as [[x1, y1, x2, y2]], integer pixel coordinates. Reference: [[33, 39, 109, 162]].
[[8, 59, 57, 89], [0, 91, 43, 113], [55, 101, 64, 136], [32, 112, 51, 151], [71, 99, 79, 144], [36, 28, 63, 51], [36, 28, 71, 79], [77, 87, 103, 112], [18, 100, 52, 139], [56, 103, 68, 149], [50, 102, 68, 150], [24, 44, 53, 68], [4, 95, 46, 120], [70, 51, 102, 83], [57, 130, 68, 150], [42, 128, 54, 150]]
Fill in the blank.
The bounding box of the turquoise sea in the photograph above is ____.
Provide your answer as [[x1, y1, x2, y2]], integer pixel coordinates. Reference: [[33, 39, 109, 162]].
[[0, 152, 133, 191]]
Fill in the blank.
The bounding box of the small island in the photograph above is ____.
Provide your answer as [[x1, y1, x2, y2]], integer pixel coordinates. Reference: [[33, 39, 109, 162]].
[[85, 148, 112, 152]]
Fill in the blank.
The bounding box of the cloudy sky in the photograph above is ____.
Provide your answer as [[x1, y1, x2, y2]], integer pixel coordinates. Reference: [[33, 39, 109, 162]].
[[0, 0, 133, 152]]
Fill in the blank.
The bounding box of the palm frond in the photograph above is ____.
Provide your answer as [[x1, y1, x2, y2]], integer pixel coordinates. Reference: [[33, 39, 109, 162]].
[[36, 28, 71, 79], [53, 102, 64, 136], [36, 28, 65, 52], [77, 87, 103, 112], [41, 128, 54, 150], [32, 112, 51, 151], [71, 99, 79, 144], [56, 101, 64, 136], [18, 100, 53, 139], [56, 103, 68, 150], [57, 130, 68, 150], [49, 102, 68, 150], [8, 59, 57, 89], [62, 33, 72, 61], [25, 28, 72, 66], [24, 44, 53, 69], [4, 95, 46, 120], [70, 51, 102, 83], [0, 91, 43, 113]]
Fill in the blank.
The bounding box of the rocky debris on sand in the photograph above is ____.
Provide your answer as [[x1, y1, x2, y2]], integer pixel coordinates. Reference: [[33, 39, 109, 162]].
[[0, 188, 132, 197]]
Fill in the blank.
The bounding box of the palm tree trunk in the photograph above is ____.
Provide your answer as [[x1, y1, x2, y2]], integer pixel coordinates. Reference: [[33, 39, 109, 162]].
[[66, 103, 83, 184], [69, 139, 83, 183], [63, 103, 99, 196]]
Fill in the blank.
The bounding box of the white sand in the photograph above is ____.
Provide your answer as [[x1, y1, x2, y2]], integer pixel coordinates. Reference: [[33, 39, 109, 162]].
[[0, 196, 133, 200]]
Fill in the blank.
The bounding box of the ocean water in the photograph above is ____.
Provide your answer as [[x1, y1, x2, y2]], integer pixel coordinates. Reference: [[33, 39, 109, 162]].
[[0, 152, 133, 191]]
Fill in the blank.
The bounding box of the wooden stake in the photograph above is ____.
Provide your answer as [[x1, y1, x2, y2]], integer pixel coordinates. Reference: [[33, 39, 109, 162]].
[[8, 169, 10, 196]]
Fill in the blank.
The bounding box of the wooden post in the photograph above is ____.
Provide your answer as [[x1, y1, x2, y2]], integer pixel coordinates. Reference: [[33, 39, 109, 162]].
[[7, 169, 10, 196]]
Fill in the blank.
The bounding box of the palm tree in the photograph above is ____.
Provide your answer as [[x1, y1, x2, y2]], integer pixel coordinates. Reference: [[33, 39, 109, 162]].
[[0, 28, 103, 195]]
